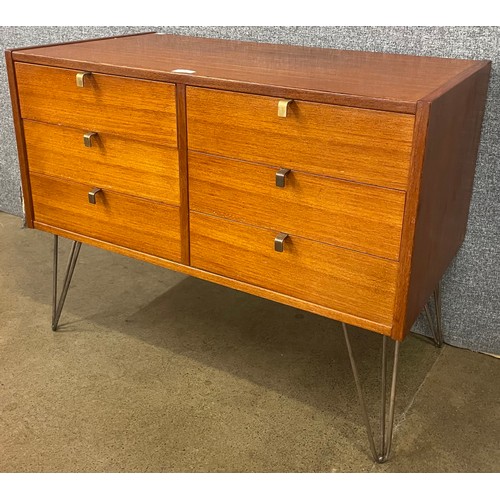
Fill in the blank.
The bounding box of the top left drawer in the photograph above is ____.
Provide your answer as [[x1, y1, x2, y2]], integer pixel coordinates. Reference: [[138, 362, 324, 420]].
[[15, 63, 177, 147]]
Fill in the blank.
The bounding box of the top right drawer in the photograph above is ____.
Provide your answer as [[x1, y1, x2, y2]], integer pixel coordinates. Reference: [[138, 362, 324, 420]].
[[187, 87, 415, 190]]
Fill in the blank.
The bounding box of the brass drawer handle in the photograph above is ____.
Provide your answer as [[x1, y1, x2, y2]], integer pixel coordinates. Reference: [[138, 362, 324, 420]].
[[83, 132, 98, 148], [276, 168, 291, 188], [88, 187, 102, 204], [76, 71, 91, 88], [274, 232, 289, 252], [277, 99, 293, 118]]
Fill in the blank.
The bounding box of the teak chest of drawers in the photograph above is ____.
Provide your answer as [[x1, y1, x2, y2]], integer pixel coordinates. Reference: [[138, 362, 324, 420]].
[[6, 33, 490, 463]]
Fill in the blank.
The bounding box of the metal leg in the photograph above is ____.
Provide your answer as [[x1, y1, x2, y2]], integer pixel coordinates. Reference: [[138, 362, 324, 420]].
[[51, 235, 82, 331], [424, 282, 444, 348], [343, 323, 401, 463]]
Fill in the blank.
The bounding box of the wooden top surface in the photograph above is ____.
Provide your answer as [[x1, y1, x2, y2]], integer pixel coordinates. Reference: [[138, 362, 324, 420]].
[[11, 32, 487, 113]]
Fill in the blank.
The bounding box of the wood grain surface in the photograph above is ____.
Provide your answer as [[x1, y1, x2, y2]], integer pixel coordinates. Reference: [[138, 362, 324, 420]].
[[187, 88, 414, 189], [24, 120, 180, 204], [11, 33, 484, 113], [189, 152, 406, 260], [31, 173, 183, 263], [190, 212, 398, 326], [391, 102, 430, 341], [5, 31, 154, 55], [34, 220, 393, 335], [401, 62, 492, 337], [16, 63, 177, 146], [176, 84, 191, 265]]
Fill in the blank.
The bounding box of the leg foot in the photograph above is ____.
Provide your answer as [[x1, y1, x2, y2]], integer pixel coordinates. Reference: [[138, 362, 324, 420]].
[[52, 235, 82, 331], [343, 323, 400, 463], [424, 282, 444, 348]]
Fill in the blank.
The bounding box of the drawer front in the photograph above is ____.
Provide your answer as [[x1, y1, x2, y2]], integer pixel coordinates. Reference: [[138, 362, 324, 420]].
[[31, 174, 182, 262], [16, 63, 177, 146], [190, 213, 398, 326], [24, 120, 180, 205], [189, 152, 405, 260], [187, 87, 414, 189]]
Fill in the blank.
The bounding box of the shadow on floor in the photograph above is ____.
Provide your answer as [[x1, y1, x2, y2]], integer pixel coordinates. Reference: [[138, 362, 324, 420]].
[[3, 223, 440, 420]]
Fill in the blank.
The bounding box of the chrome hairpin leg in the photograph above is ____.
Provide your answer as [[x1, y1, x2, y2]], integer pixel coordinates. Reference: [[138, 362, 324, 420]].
[[52, 235, 82, 331], [343, 323, 400, 463], [424, 282, 444, 348]]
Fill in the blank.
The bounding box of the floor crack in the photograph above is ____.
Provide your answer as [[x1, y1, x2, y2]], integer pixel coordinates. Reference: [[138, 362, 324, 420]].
[[395, 344, 446, 431], [368, 344, 446, 472]]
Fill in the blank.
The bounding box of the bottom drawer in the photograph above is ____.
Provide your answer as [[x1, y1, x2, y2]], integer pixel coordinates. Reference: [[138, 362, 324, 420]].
[[31, 174, 182, 262], [190, 212, 398, 326]]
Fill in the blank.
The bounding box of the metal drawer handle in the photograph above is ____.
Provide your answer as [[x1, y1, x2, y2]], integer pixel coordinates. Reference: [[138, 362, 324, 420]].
[[83, 132, 98, 148], [277, 99, 293, 118], [88, 187, 102, 204], [276, 168, 291, 188], [76, 72, 91, 88], [274, 232, 289, 252]]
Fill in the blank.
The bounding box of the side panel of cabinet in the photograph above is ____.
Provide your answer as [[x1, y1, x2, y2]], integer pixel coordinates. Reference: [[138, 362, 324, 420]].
[[392, 63, 491, 341], [5, 51, 34, 227]]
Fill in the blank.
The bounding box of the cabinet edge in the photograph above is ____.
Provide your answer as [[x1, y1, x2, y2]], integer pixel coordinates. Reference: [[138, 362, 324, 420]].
[[391, 101, 431, 341], [5, 50, 34, 228], [6, 31, 155, 55], [394, 63, 492, 341], [8, 56, 417, 115]]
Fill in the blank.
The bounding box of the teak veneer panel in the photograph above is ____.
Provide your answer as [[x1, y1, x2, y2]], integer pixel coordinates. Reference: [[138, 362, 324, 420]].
[[187, 88, 414, 189], [15, 63, 177, 146], [31, 174, 183, 263], [189, 152, 405, 260], [34, 221, 392, 335], [176, 84, 190, 265], [11, 33, 481, 113], [24, 120, 180, 205], [401, 63, 491, 336], [190, 212, 398, 327]]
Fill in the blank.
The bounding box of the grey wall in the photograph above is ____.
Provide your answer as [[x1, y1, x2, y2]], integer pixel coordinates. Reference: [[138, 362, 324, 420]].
[[1, 27, 499, 353]]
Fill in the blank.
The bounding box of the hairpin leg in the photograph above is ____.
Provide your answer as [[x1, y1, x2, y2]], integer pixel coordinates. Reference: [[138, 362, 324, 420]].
[[52, 235, 82, 331], [424, 282, 444, 348], [343, 323, 401, 463]]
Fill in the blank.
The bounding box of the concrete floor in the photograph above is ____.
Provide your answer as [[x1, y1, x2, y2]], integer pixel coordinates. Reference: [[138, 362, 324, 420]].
[[0, 211, 499, 472]]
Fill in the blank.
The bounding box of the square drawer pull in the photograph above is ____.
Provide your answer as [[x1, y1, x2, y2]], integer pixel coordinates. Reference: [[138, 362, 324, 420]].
[[83, 132, 98, 147], [276, 168, 291, 188], [76, 72, 91, 88], [277, 99, 293, 118], [88, 187, 102, 204], [274, 232, 289, 252]]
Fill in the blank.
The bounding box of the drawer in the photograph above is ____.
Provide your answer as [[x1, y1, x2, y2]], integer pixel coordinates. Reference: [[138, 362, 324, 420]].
[[187, 87, 414, 189], [24, 120, 180, 205], [190, 213, 398, 326], [16, 63, 177, 146], [189, 152, 405, 260], [31, 174, 182, 262]]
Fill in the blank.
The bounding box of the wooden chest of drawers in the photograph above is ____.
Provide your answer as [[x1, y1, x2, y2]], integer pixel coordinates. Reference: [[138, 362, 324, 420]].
[[5, 32, 490, 462]]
